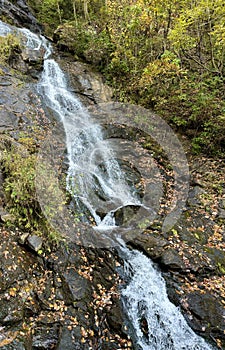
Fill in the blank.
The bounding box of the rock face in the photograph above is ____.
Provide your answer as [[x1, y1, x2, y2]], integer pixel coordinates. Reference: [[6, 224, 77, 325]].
[[0, 228, 130, 349], [0, 0, 42, 32], [58, 57, 113, 105], [185, 292, 225, 340]]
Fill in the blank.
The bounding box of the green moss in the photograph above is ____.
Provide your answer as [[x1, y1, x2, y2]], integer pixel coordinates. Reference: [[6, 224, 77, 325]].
[[0, 33, 21, 63]]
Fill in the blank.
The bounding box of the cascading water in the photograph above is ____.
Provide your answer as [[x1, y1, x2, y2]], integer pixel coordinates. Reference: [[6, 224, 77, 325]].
[[37, 58, 140, 227], [0, 20, 216, 350], [118, 240, 215, 350]]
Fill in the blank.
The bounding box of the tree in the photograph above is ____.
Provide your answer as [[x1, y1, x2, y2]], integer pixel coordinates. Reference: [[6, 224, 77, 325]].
[[168, 0, 225, 77]]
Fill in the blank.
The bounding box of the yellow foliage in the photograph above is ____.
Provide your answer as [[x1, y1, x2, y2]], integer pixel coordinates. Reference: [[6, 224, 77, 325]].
[[0, 33, 21, 62], [0, 331, 18, 347]]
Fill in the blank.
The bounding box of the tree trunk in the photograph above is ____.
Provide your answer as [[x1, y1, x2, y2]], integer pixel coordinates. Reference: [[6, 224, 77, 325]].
[[72, 0, 78, 25], [56, 0, 62, 24], [83, 0, 90, 21]]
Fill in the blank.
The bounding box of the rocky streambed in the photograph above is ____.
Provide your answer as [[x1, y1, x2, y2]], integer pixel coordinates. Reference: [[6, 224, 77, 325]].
[[0, 3, 225, 349]]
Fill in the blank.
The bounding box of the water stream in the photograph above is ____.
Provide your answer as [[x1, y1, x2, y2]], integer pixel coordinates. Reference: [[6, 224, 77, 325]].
[[0, 20, 216, 350]]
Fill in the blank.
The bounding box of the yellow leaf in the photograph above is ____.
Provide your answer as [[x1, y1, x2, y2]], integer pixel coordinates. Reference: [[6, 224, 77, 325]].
[[0, 331, 18, 347]]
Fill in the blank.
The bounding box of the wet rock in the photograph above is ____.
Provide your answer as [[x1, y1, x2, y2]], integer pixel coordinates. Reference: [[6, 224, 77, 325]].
[[129, 233, 169, 260], [32, 323, 60, 349], [114, 204, 141, 226], [69, 197, 96, 224], [184, 292, 225, 340], [61, 268, 89, 304], [160, 249, 186, 270], [118, 159, 144, 198], [163, 275, 183, 307], [106, 298, 124, 332], [0, 0, 42, 33], [27, 235, 43, 252], [20, 47, 44, 70], [58, 59, 112, 105], [140, 316, 149, 338]]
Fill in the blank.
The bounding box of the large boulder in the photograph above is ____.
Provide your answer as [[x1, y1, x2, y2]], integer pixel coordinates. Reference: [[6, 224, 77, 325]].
[[184, 292, 225, 341]]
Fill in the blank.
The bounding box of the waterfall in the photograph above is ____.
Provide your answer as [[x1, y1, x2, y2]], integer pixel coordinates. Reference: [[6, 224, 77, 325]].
[[118, 241, 215, 350], [37, 58, 140, 227], [0, 20, 216, 350]]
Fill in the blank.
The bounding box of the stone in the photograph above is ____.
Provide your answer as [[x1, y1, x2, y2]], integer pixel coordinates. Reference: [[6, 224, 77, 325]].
[[218, 208, 225, 219], [0, 339, 26, 350], [27, 235, 43, 252], [114, 204, 141, 226], [0, 170, 4, 205], [18, 232, 29, 245], [20, 47, 44, 70], [106, 299, 124, 332], [204, 247, 225, 273], [58, 59, 112, 105], [0, 0, 42, 32], [130, 234, 168, 260], [0, 110, 18, 131], [160, 249, 186, 270], [0, 229, 41, 291], [185, 292, 225, 340], [56, 326, 82, 350], [32, 324, 60, 349], [187, 186, 205, 207], [0, 81, 12, 86], [219, 199, 225, 210], [0, 208, 14, 223], [61, 268, 89, 303], [0, 297, 24, 325]]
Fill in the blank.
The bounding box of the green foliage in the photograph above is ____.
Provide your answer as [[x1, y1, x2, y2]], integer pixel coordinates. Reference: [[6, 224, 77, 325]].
[[37, 0, 63, 34], [0, 33, 21, 63], [3, 148, 38, 230], [2, 147, 63, 246], [55, 22, 95, 57], [83, 29, 114, 67], [168, 0, 225, 76]]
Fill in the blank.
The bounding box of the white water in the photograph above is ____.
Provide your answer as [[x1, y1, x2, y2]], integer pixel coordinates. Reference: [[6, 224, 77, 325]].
[[0, 20, 216, 350], [118, 241, 215, 350], [37, 58, 139, 227]]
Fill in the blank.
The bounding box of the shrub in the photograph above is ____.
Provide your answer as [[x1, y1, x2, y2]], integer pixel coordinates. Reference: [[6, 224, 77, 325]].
[[0, 33, 21, 63], [2, 146, 63, 246]]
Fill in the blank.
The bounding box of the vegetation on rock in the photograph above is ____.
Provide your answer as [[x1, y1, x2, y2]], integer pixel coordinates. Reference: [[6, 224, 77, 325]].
[[0, 33, 21, 63]]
